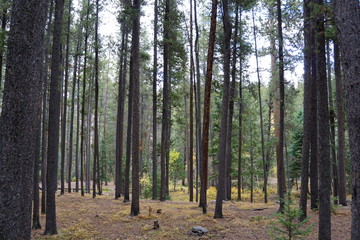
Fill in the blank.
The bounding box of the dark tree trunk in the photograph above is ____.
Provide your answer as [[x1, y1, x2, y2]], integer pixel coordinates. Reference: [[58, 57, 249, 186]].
[[0, 1, 47, 238], [334, 40, 346, 206], [334, 0, 360, 238], [80, 0, 90, 197], [194, 0, 203, 207], [68, 20, 81, 194], [214, 0, 231, 219], [275, 0, 285, 213], [93, 0, 100, 199], [41, 0, 55, 214], [32, 122, 42, 229], [130, 0, 141, 216], [45, 0, 65, 235], [299, 0, 312, 221], [152, 0, 158, 200], [201, 0, 217, 213], [75, 56, 81, 193], [237, 9, 243, 202], [189, 0, 194, 202], [60, 0, 71, 196], [160, 0, 170, 202], [252, 9, 267, 203], [315, 1, 331, 238], [326, 39, 338, 203]]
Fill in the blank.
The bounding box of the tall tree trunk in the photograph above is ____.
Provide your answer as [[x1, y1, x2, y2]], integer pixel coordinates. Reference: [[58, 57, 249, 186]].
[[60, 0, 71, 195], [68, 21, 81, 194], [214, 0, 231, 219], [201, 0, 217, 214], [152, 0, 158, 200], [315, 1, 331, 238], [326, 39, 338, 203], [334, 0, 360, 238], [93, 0, 100, 198], [45, 0, 65, 234], [160, 0, 170, 202], [237, 8, 243, 202], [130, 0, 141, 216], [189, 0, 194, 203], [334, 40, 346, 206], [0, 1, 48, 238], [252, 9, 267, 203], [80, 0, 90, 197], [299, 0, 312, 221], [75, 56, 81, 193], [194, 0, 203, 207], [41, 0, 55, 214], [276, 0, 285, 213]]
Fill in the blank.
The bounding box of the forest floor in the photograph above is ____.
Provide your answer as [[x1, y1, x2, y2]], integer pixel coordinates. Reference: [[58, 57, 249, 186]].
[[31, 183, 351, 240]]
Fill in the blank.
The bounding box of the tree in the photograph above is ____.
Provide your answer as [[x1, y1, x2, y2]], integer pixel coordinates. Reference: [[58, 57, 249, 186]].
[[299, 0, 313, 221], [200, 0, 217, 214], [60, 0, 72, 195], [152, 0, 159, 201], [334, 0, 360, 238], [214, 0, 231, 219], [45, 0, 65, 235], [0, 1, 48, 238], [160, 0, 171, 202], [314, 0, 331, 238], [334, 39, 346, 206], [130, 0, 141, 216], [276, 0, 285, 213]]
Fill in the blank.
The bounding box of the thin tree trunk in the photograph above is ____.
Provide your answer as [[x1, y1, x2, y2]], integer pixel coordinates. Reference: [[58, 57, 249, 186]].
[[60, 0, 71, 195], [93, 0, 100, 198], [326, 39, 338, 203], [189, 0, 194, 202], [41, 0, 54, 214], [80, 0, 90, 197], [299, 0, 312, 221], [252, 9, 267, 203], [152, 0, 158, 200], [237, 9, 243, 202], [276, 0, 285, 213], [75, 56, 81, 192], [68, 22, 81, 194], [32, 124, 42, 229], [334, 40, 347, 206], [45, 0, 65, 234], [130, 0, 141, 215]]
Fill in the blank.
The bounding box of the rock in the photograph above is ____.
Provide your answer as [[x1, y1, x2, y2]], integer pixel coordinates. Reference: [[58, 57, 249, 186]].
[[189, 226, 208, 236], [153, 220, 159, 230], [156, 209, 162, 214]]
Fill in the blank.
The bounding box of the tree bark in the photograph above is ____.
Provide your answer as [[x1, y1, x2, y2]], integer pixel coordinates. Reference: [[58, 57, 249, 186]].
[[334, 0, 360, 238], [130, 0, 141, 216], [214, 0, 231, 219], [0, 1, 47, 237], [45, 0, 65, 235]]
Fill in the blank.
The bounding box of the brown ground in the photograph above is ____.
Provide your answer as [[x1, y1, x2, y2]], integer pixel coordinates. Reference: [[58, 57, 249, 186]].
[[31, 185, 351, 240]]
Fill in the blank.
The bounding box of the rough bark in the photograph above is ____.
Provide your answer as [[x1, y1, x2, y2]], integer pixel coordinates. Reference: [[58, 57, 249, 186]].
[[334, 0, 360, 238], [45, 0, 65, 234], [214, 0, 231, 219], [0, 1, 47, 237], [315, 1, 331, 238], [130, 0, 141, 215], [276, 0, 285, 213]]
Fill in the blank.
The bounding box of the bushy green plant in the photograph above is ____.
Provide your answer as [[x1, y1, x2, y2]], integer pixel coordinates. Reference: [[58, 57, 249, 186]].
[[268, 198, 313, 240]]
